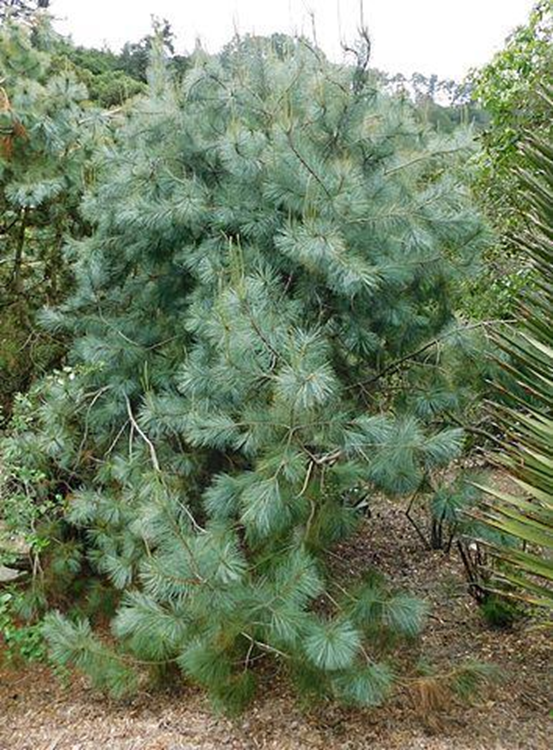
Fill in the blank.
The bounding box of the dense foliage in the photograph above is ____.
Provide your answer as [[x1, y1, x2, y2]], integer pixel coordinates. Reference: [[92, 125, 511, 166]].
[[0, 0, 49, 22], [471, 0, 552, 229], [2, 0, 550, 718], [54, 43, 146, 109], [0, 20, 109, 418], [478, 126, 553, 612], [54, 18, 190, 108], [0, 35, 495, 709], [465, 0, 552, 318], [0, 15, 193, 415]]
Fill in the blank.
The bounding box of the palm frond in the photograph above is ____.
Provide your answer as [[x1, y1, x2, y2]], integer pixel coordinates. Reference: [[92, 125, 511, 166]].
[[478, 107, 553, 611]]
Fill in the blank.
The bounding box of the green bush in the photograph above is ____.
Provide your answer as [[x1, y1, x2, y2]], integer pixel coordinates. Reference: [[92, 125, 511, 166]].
[[0, 19, 108, 416]]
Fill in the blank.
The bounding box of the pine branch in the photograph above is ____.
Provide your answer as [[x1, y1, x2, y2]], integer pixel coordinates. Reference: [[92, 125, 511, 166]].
[[349, 320, 513, 391], [443, 411, 503, 447], [384, 146, 468, 176], [285, 130, 333, 201], [125, 396, 161, 472]]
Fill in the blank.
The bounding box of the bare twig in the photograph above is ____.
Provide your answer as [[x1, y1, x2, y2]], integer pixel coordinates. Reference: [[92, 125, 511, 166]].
[[124, 396, 160, 472]]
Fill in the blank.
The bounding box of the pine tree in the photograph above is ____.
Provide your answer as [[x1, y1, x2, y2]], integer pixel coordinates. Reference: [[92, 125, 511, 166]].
[[0, 18, 106, 413], [4, 36, 491, 708]]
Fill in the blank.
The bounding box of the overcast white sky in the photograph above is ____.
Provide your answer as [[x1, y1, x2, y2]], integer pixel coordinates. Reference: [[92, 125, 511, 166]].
[[51, 0, 536, 79]]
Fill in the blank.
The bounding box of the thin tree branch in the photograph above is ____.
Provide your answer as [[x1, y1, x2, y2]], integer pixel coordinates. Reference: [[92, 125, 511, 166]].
[[124, 395, 161, 472], [348, 319, 514, 391]]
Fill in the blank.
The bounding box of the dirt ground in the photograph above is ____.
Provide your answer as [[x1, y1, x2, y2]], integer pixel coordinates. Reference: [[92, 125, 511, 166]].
[[0, 477, 551, 750]]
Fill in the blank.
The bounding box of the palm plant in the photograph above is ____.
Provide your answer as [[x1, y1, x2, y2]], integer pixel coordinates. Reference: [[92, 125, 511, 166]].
[[478, 114, 553, 611]]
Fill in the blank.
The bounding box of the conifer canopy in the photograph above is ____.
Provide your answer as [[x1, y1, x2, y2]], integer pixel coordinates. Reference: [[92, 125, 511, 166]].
[[4, 36, 491, 708]]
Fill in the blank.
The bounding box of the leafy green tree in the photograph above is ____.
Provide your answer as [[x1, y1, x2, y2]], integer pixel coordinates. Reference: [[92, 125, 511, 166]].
[[471, 0, 552, 224], [0, 18, 106, 416], [377, 71, 487, 134], [465, 0, 552, 318], [50, 18, 188, 108], [4, 37, 491, 709], [53, 43, 146, 108], [117, 17, 188, 83], [0, 0, 49, 22]]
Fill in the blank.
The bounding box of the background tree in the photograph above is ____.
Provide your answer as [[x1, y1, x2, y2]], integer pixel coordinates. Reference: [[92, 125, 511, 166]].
[[0, 18, 106, 418], [52, 18, 189, 108], [0, 0, 49, 22], [464, 0, 552, 318], [471, 0, 552, 232], [52, 42, 146, 108], [378, 70, 487, 134], [117, 17, 189, 83]]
